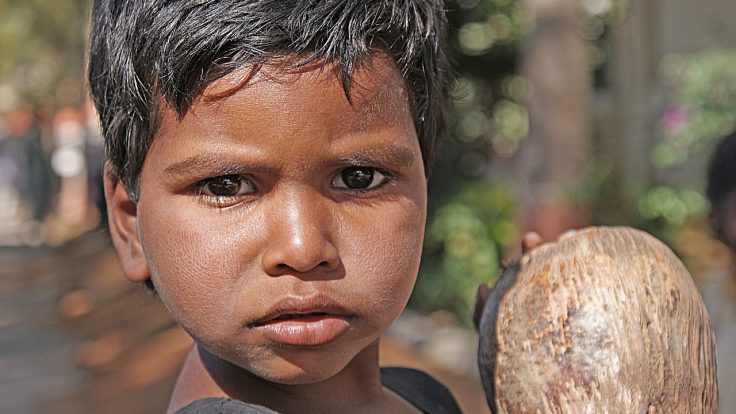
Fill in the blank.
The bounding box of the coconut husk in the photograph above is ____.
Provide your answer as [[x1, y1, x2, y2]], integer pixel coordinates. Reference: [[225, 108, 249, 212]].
[[478, 226, 717, 413]]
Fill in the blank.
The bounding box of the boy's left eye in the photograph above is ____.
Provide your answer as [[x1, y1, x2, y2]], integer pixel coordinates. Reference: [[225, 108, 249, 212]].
[[332, 167, 391, 191]]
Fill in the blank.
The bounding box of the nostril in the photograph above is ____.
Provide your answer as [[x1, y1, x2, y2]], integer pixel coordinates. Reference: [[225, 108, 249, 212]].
[[262, 237, 341, 275], [272, 261, 332, 272]]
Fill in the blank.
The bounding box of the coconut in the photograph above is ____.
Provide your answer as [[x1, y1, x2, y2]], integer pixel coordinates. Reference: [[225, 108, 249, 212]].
[[478, 227, 717, 413]]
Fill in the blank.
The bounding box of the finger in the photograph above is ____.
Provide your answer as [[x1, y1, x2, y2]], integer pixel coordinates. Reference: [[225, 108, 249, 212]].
[[521, 232, 543, 254], [500, 258, 511, 270], [473, 283, 491, 330]]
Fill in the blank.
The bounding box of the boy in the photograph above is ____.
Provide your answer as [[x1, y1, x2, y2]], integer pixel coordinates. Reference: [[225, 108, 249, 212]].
[[88, 1, 461, 413], [708, 129, 736, 251]]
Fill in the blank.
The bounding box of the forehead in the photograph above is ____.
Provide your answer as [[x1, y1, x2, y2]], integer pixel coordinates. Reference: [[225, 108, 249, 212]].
[[146, 54, 420, 178], [184, 55, 413, 134]]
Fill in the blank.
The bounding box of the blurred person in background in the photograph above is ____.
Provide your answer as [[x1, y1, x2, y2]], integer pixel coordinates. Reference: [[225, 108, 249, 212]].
[[709, 130, 736, 252], [49, 106, 96, 237], [0, 105, 53, 245], [703, 129, 736, 412]]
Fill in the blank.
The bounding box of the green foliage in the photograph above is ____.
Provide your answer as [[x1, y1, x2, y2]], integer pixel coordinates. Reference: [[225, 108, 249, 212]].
[[639, 49, 736, 232], [638, 187, 708, 226], [412, 182, 517, 324], [0, 0, 91, 107], [408, 0, 529, 324], [442, 0, 532, 169], [451, 0, 530, 58], [652, 49, 736, 170]]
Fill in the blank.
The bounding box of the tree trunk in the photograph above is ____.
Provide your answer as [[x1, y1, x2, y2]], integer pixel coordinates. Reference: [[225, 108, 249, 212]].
[[516, 0, 592, 241]]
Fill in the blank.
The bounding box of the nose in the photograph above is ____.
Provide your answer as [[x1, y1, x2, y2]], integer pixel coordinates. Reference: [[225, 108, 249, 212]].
[[260, 189, 341, 277]]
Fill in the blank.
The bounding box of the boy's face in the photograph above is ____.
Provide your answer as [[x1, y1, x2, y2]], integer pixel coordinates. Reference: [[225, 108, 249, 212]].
[[108, 56, 426, 384]]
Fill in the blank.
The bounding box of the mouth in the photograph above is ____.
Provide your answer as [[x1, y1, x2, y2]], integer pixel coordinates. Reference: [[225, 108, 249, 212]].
[[248, 295, 354, 347], [269, 312, 331, 322]]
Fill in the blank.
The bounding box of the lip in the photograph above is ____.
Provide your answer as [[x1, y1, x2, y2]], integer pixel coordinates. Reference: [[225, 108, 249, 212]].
[[248, 294, 354, 347]]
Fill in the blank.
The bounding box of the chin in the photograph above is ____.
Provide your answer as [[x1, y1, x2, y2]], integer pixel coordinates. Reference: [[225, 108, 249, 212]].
[[244, 351, 354, 385]]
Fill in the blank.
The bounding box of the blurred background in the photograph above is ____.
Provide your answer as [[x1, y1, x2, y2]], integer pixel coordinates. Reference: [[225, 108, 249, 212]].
[[1, 0, 735, 413]]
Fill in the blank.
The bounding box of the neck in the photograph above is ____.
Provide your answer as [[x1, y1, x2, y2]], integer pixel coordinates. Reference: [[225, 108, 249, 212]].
[[167, 341, 395, 414]]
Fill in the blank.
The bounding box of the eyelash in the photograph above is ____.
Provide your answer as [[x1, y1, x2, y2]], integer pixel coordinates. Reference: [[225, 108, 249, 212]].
[[331, 167, 396, 193], [192, 167, 396, 207], [193, 174, 256, 207]]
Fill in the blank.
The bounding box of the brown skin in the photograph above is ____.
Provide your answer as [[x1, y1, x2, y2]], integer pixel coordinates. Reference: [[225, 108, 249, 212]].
[[712, 191, 736, 252], [105, 56, 426, 413]]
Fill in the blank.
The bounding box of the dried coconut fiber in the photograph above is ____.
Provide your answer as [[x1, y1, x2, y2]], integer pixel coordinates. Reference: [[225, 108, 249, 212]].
[[478, 227, 717, 413]]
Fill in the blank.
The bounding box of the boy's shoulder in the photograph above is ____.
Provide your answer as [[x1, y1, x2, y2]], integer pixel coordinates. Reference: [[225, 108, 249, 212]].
[[175, 367, 462, 414]]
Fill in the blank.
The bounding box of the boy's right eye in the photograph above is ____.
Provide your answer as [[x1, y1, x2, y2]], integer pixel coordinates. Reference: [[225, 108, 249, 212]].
[[195, 175, 256, 206]]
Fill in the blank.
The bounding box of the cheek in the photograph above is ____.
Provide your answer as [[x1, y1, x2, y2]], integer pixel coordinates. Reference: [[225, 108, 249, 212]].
[[138, 204, 255, 334], [343, 197, 426, 321]]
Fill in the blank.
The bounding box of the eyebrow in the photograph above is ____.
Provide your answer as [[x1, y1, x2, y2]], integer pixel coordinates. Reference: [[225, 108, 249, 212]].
[[162, 144, 416, 177], [335, 144, 416, 168], [163, 154, 273, 177]]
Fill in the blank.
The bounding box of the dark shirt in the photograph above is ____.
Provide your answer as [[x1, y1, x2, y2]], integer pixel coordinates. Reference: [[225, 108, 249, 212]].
[[177, 367, 463, 414]]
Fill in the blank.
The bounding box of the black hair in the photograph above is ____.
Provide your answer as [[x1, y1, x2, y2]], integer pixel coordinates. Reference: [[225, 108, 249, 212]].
[[706, 129, 736, 209], [88, 0, 448, 199]]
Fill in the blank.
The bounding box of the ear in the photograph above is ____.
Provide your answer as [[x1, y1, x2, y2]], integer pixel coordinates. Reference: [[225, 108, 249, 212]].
[[104, 164, 150, 283]]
